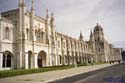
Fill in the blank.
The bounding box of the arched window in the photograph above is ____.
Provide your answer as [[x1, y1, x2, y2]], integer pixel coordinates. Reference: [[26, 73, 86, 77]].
[[6, 54, 11, 67], [26, 28, 30, 40], [68, 41, 71, 49], [63, 41, 65, 48], [41, 32, 44, 43], [58, 40, 60, 48], [2, 53, 12, 68], [36, 29, 44, 43], [2, 54, 5, 67], [98, 37, 100, 41], [59, 55, 62, 64], [36, 32, 41, 42], [5, 27, 10, 40]]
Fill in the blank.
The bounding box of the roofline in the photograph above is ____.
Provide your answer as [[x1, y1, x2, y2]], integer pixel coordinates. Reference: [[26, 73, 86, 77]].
[[1, 8, 19, 14]]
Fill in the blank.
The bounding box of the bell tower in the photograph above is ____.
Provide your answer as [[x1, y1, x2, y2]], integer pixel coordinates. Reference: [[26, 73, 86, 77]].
[[94, 23, 105, 62], [94, 23, 104, 42]]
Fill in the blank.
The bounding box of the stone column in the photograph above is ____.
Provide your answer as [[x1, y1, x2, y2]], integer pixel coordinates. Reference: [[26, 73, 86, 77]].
[[67, 55, 69, 65], [34, 53, 38, 68], [64, 55, 66, 65], [46, 52, 50, 66], [25, 53, 28, 69], [81, 55, 83, 63], [0, 53, 3, 70], [85, 54, 87, 62], [49, 55, 52, 66], [55, 54, 57, 66]]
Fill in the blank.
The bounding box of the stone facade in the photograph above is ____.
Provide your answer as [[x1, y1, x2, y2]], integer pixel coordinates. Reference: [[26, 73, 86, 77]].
[[0, 0, 122, 70], [113, 48, 122, 62]]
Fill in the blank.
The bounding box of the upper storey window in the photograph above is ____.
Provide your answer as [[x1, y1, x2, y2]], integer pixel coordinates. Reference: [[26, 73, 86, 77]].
[[68, 41, 71, 49], [98, 37, 100, 41], [35, 29, 44, 43], [26, 28, 30, 40], [58, 40, 60, 48], [63, 41, 66, 49], [4, 27, 10, 40], [36, 32, 41, 42]]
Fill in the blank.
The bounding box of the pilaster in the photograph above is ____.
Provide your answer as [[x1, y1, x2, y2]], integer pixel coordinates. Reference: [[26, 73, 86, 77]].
[[0, 53, 3, 69], [34, 53, 38, 68], [25, 53, 28, 69]]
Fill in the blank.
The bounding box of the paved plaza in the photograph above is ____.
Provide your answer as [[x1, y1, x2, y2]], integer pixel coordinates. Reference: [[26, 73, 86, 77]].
[[0, 63, 116, 83]]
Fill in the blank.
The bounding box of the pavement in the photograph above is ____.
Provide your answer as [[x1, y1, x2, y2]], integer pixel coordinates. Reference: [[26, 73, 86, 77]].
[[0, 63, 117, 83], [50, 63, 125, 83]]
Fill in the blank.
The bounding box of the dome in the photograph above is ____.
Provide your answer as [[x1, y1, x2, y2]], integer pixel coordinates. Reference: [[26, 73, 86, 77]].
[[94, 23, 103, 32]]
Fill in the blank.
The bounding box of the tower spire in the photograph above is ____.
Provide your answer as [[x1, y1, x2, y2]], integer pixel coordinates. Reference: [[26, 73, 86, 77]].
[[79, 30, 83, 41], [45, 9, 49, 42], [19, 0, 25, 6], [50, 13, 54, 28], [51, 13, 54, 22], [96, 22, 99, 26], [90, 28, 95, 42], [31, 0, 34, 11], [22, 0, 25, 4], [90, 28, 93, 37], [46, 9, 49, 19]]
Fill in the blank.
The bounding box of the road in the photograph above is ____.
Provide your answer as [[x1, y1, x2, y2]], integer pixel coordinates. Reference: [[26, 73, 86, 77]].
[[49, 63, 125, 83]]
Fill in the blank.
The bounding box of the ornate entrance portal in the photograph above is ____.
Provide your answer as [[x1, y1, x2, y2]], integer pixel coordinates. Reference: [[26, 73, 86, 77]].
[[37, 51, 47, 68]]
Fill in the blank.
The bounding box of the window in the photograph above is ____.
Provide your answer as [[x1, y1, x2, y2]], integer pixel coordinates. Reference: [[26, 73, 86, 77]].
[[2, 54, 5, 67], [26, 28, 30, 40], [35, 29, 44, 43], [100, 43, 104, 48], [41, 32, 44, 43], [36, 32, 41, 42], [98, 48, 101, 52], [2, 54, 12, 68], [98, 37, 100, 41], [95, 39, 96, 42], [4, 27, 10, 40], [63, 42, 65, 48], [72, 45, 74, 50], [65, 56, 68, 64], [68, 41, 71, 49], [6, 54, 11, 67], [58, 40, 60, 48], [59, 55, 62, 64]]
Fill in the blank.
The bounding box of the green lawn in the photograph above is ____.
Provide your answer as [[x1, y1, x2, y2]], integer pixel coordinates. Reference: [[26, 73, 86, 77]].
[[0, 62, 97, 78], [0, 65, 74, 78]]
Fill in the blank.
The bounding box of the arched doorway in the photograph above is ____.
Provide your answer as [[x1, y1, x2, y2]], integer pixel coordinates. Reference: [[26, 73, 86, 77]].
[[37, 51, 47, 68], [2, 51, 13, 68], [28, 51, 32, 68]]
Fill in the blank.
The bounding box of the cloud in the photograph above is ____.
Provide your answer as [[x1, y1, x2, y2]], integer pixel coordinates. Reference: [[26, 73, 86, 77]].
[[0, 0, 125, 43], [51, 0, 125, 42]]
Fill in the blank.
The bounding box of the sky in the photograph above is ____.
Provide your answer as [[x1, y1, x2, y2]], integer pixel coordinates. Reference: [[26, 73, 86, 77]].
[[0, 0, 125, 45]]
